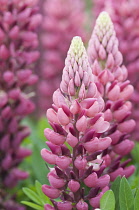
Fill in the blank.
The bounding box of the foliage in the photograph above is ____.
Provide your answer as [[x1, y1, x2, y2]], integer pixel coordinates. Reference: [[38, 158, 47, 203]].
[[21, 181, 52, 209], [21, 176, 139, 210], [100, 177, 139, 210], [100, 190, 115, 210]]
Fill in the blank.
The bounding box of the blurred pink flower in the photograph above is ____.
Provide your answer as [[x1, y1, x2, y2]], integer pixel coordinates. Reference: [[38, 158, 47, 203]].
[[0, 0, 41, 208], [93, 0, 139, 141]]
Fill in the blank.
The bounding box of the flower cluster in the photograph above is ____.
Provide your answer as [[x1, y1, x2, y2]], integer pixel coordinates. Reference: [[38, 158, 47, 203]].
[[93, 0, 139, 141], [88, 11, 135, 181], [41, 36, 111, 209], [37, 0, 86, 114], [41, 12, 135, 210], [0, 0, 41, 207]]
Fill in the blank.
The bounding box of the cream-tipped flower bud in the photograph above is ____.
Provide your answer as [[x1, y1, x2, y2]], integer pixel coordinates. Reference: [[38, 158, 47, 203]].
[[60, 36, 93, 99]]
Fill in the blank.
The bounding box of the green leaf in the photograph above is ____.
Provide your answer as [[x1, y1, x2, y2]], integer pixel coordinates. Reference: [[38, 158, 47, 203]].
[[22, 188, 42, 205], [31, 144, 49, 184], [111, 176, 121, 210], [100, 190, 115, 210], [21, 201, 43, 210], [134, 188, 139, 210], [119, 177, 134, 210], [35, 180, 51, 205]]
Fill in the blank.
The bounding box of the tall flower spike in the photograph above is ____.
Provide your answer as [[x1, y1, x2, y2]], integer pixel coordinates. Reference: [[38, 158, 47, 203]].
[[0, 1, 41, 208], [41, 36, 112, 209], [88, 12, 135, 182], [37, 0, 86, 115], [93, 0, 139, 141]]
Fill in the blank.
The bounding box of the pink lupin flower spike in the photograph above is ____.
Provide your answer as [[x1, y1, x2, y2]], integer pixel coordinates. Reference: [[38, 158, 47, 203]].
[[0, 0, 41, 208], [88, 11, 135, 181], [41, 36, 112, 209], [93, 0, 139, 141]]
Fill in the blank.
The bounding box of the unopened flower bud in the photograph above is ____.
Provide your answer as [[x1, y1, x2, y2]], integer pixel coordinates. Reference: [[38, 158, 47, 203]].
[[96, 175, 110, 189], [0, 44, 9, 59], [41, 148, 57, 165], [83, 137, 99, 153], [48, 172, 65, 189], [57, 108, 70, 125], [68, 180, 80, 192], [47, 108, 59, 124], [108, 85, 120, 101], [123, 165, 135, 178], [118, 120, 135, 133], [114, 140, 134, 156], [66, 132, 78, 148], [56, 156, 71, 169], [84, 172, 98, 188], [98, 137, 112, 151], [44, 128, 65, 145], [74, 156, 87, 170], [93, 117, 110, 133], [44, 204, 55, 210], [76, 200, 88, 210], [76, 115, 87, 132], [110, 167, 124, 181], [42, 185, 60, 199], [70, 100, 80, 115], [57, 201, 72, 210]]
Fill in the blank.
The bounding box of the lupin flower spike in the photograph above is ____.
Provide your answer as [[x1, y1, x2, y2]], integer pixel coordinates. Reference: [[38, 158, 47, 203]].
[[41, 36, 113, 209], [93, 0, 139, 141], [37, 0, 86, 114], [0, 0, 41, 208], [88, 11, 135, 182]]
